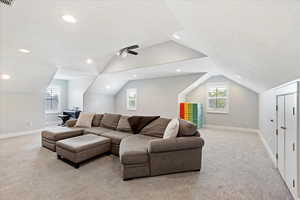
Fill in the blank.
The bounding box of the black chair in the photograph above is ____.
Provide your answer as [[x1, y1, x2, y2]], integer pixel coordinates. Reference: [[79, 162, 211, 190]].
[[58, 114, 70, 126]]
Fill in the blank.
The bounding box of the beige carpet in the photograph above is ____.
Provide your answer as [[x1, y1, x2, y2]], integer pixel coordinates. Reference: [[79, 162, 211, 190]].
[[0, 129, 293, 200]]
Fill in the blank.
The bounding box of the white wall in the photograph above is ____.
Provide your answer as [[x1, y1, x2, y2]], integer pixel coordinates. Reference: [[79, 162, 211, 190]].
[[68, 77, 94, 110], [0, 92, 45, 134], [83, 92, 115, 113], [114, 74, 203, 118], [0, 61, 56, 135], [259, 88, 277, 155], [186, 75, 259, 129]]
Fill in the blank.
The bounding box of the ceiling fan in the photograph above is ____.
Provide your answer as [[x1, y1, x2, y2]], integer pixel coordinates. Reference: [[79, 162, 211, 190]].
[[117, 45, 139, 58], [0, 0, 14, 6]]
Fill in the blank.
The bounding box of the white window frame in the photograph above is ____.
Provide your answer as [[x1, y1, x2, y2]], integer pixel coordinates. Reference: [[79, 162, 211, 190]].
[[206, 83, 229, 114], [126, 88, 137, 111], [45, 87, 61, 114]]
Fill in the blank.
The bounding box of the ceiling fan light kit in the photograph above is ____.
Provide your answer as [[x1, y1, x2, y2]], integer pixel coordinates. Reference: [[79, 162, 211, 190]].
[[121, 50, 128, 58], [117, 45, 139, 58], [0, 0, 14, 6]]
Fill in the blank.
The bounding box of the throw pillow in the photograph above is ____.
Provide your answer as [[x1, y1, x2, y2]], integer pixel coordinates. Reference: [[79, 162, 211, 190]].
[[128, 116, 160, 134], [163, 118, 179, 139], [177, 119, 198, 137], [75, 113, 95, 128], [140, 118, 171, 138], [92, 114, 103, 127], [100, 113, 122, 130], [117, 115, 132, 132]]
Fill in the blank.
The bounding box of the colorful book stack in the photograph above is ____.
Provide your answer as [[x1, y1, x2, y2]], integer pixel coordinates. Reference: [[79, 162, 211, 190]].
[[179, 102, 203, 128]]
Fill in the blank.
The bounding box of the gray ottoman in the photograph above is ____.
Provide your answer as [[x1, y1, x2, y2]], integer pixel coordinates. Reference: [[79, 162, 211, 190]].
[[41, 127, 84, 151], [56, 134, 111, 168]]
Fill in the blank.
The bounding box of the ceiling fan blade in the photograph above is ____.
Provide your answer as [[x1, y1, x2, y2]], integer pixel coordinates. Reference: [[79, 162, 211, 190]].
[[127, 45, 139, 50], [128, 50, 138, 55]]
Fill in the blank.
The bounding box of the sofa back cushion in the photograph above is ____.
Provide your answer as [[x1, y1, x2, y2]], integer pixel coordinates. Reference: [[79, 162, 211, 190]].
[[75, 113, 95, 128], [140, 118, 171, 138], [128, 116, 160, 134], [178, 119, 198, 137], [100, 113, 121, 130], [117, 116, 132, 132], [92, 114, 103, 127]]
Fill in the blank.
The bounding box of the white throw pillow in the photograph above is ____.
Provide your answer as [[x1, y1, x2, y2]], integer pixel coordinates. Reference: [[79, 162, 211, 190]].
[[75, 113, 95, 128], [163, 118, 179, 139]]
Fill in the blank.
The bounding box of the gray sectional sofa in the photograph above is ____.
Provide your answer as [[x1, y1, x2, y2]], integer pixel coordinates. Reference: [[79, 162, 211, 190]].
[[41, 113, 205, 180]]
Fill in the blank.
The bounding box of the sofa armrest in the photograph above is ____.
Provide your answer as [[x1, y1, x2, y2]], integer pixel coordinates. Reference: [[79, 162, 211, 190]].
[[65, 119, 77, 127], [148, 137, 204, 153]]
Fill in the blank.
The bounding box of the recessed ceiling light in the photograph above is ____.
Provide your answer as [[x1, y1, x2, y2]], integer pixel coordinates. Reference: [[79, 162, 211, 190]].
[[176, 69, 181, 72], [1, 74, 11, 80], [133, 74, 137, 78], [86, 58, 93, 64], [18, 49, 30, 53], [173, 34, 181, 40], [62, 15, 77, 23], [105, 85, 111, 89]]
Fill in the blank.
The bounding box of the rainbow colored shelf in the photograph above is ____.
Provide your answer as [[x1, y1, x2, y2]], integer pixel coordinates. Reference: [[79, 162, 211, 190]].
[[179, 102, 203, 128]]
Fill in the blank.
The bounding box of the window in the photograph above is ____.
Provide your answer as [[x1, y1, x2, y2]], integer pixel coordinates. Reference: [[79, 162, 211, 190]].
[[127, 88, 137, 110], [207, 83, 229, 113], [45, 87, 60, 113]]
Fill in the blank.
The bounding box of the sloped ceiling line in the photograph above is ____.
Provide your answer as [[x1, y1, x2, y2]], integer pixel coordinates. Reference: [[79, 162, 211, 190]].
[[86, 40, 208, 95], [165, 0, 300, 91]]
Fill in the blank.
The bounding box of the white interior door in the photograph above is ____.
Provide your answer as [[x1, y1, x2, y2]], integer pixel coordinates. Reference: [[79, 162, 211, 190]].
[[284, 94, 297, 192], [277, 95, 285, 178]]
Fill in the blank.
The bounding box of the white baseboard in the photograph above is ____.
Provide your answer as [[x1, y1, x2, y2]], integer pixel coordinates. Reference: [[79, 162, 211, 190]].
[[203, 124, 259, 133], [0, 129, 44, 140], [257, 130, 277, 167]]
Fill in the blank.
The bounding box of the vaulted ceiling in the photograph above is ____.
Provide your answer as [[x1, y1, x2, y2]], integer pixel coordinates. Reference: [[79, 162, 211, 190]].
[[0, 0, 181, 92], [166, 0, 300, 90], [1, 0, 299, 94]]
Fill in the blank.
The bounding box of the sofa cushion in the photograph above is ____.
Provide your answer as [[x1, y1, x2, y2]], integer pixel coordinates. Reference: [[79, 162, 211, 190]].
[[75, 113, 95, 128], [178, 119, 198, 137], [92, 114, 103, 127], [128, 116, 160, 134], [101, 131, 133, 145], [100, 113, 121, 130], [116, 116, 132, 132], [41, 127, 83, 141], [84, 127, 112, 136], [140, 118, 171, 138], [120, 135, 156, 165], [66, 119, 77, 127], [163, 118, 179, 139]]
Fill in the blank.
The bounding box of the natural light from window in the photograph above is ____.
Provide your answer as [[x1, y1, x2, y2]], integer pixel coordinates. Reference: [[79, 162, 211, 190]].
[[45, 87, 60, 113], [207, 84, 229, 113]]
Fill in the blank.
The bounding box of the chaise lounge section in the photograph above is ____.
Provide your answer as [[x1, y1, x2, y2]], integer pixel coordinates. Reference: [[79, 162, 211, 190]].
[[41, 126, 84, 151], [41, 113, 205, 180], [148, 135, 204, 176]]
